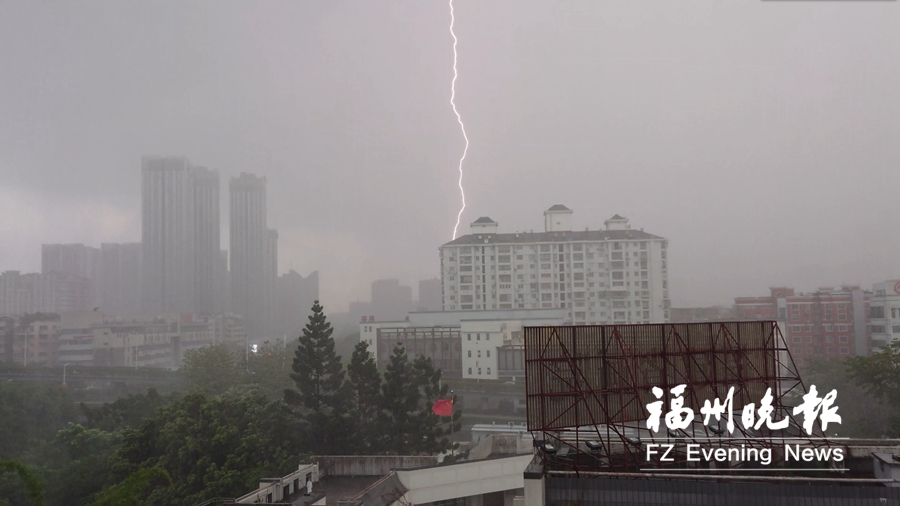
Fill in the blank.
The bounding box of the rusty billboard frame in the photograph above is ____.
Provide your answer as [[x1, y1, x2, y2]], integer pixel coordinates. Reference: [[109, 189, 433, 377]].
[[524, 321, 827, 472]]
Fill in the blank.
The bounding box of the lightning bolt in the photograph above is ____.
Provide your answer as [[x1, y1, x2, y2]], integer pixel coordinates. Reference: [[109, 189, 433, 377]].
[[449, 0, 469, 240]]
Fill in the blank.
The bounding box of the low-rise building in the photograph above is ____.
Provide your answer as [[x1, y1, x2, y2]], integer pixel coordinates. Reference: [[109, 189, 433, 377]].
[[359, 308, 568, 380], [734, 286, 870, 367]]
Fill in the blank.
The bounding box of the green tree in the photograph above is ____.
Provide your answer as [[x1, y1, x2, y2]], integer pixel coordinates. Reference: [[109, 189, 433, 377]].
[[40, 424, 121, 506], [409, 355, 457, 456], [285, 301, 347, 454], [380, 345, 418, 454], [0, 460, 45, 506], [802, 358, 890, 437], [286, 301, 345, 412], [0, 382, 77, 460], [346, 341, 383, 453], [91, 467, 171, 506], [108, 392, 306, 506], [246, 341, 295, 400], [847, 343, 900, 436], [181, 344, 246, 395], [379, 345, 458, 455], [81, 388, 172, 432]]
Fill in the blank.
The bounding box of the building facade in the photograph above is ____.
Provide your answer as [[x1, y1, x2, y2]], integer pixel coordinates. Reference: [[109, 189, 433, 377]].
[[359, 307, 568, 379], [99, 242, 142, 316], [417, 278, 442, 312], [191, 166, 221, 315], [230, 172, 269, 339], [869, 279, 900, 349], [141, 156, 195, 314], [734, 286, 870, 367], [0, 271, 91, 315], [41, 243, 101, 307], [372, 279, 414, 321], [439, 206, 671, 325], [276, 270, 319, 339]]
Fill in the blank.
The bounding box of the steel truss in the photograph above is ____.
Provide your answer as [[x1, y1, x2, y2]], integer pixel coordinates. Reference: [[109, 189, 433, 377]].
[[524, 321, 832, 473]]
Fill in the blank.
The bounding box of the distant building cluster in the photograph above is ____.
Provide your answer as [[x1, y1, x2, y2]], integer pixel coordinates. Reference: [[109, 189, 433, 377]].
[[0, 311, 245, 367], [1, 156, 319, 366]]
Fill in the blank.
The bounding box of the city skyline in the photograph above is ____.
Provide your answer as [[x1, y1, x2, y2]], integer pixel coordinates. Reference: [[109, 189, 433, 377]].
[[2, 1, 898, 312]]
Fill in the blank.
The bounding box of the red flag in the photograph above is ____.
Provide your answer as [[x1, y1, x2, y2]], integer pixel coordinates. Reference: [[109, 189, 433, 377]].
[[431, 398, 453, 417]]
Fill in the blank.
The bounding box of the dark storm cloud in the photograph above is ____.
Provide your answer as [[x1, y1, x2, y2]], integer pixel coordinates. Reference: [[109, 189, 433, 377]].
[[1, 0, 898, 308]]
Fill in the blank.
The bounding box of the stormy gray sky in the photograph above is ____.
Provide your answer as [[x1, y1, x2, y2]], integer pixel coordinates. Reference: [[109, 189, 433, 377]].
[[1, 0, 898, 311]]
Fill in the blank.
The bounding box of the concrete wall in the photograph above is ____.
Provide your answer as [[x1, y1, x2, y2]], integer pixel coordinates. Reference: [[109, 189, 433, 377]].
[[397, 454, 533, 505], [314, 456, 438, 477]]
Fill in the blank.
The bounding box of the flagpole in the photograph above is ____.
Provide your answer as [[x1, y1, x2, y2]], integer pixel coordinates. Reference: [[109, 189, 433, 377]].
[[450, 389, 455, 457]]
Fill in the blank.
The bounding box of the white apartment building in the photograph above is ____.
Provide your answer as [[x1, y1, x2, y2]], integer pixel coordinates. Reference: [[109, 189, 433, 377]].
[[870, 279, 900, 348], [439, 206, 671, 325]]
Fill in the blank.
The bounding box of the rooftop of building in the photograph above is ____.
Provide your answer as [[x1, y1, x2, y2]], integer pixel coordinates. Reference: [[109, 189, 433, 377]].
[[443, 228, 664, 246]]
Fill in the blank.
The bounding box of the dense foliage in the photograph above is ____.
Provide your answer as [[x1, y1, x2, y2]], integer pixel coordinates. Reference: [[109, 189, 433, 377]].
[[0, 301, 461, 505], [801, 357, 891, 437], [846, 341, 900, 436]]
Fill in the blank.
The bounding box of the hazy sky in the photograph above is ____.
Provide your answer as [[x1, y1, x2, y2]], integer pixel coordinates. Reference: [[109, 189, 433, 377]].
[[1, 0, 898, 311]]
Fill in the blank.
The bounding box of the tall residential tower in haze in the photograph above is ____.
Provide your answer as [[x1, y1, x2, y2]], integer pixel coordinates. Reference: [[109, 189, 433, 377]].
[[230, 172, 270, 338], [191, 166, 221, 315], [141, 156, 195, 314]]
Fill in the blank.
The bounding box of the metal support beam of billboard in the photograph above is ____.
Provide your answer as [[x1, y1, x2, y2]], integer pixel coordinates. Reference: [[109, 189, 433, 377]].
[[524, 321, 832, 474]]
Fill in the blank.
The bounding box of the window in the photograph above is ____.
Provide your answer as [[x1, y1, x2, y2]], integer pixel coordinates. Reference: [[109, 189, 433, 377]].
[[487, 367, 491, 375], [872, 325, 886, 334], [486, 350, 491, 357], [893, 326, 900, 334], [467, 334, 472, 340], [872, 306, 885, 318], [486, 334, 490, 341], [468, 350, 471, 357], [477, 333, 481, 340], [478, 368, 482, 375], [477, 350, 481, 358], [468, 368, 472, 375], [893, 308, 900, 319], [792, 337, 801, 343], [840, 347, 849, 354]]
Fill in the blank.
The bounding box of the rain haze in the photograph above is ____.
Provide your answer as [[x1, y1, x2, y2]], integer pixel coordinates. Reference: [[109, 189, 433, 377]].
[[2, 0, 898, 312]]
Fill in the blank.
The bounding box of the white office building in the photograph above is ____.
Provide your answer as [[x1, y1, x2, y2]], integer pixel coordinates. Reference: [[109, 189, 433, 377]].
[[439, 206, 671, 326], [358, 308, 568, 380], [870, 279, 900, 348]]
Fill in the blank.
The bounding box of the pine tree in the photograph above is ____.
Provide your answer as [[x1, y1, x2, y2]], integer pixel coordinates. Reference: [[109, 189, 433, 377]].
[[378, 345, 462, 456], [346, 341, 383, 454], [285, 300, 345, 413], [380, 344, 419, 454], [410, 355, 457, 456]]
